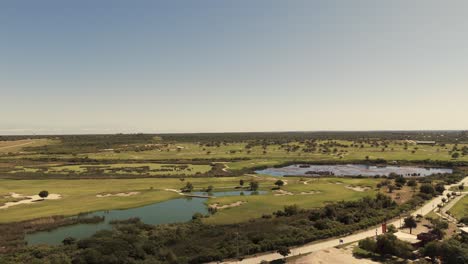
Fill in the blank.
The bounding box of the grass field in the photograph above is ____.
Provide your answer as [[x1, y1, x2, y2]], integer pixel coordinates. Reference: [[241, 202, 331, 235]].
[[8, 163, 212, 176], [0, 176, 379, 223], [78, 141, 468, 163], [3, 140, 467, 165], [0, 137, 463, 224], [0, 139, 54, 154], [204, 177, 378, 224], [449, 195, 468, 220], [0, 176, 263, 222]]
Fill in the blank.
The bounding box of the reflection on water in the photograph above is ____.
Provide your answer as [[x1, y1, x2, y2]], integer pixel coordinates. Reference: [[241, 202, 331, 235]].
[[256, 164, 452, 177], [26, 190, 265, 246]]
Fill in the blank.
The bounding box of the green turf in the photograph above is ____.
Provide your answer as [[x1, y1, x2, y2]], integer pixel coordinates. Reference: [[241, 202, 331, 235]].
[[0, 176, 379, 223], [449, 195, 468, 220], [203, 177, 378, 224]]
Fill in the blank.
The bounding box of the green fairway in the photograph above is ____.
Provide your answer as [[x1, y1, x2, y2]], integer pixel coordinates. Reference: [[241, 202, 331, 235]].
[[449, 195, 468, 220], [203, 177, 378, 224], [0, 176, 379, 223]]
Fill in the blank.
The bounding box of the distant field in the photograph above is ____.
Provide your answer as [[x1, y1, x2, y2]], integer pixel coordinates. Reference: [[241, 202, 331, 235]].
[[1, 139, 466, 179], [449, 195, 468, 220], [8, 163, 212, 176], [0, 139, 54, 153], [77, 141, 468, 166]]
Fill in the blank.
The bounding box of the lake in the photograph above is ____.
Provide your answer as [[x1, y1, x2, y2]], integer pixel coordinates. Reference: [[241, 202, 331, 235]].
[[26, 190, 264, 246], [255, 164, 452, 177]]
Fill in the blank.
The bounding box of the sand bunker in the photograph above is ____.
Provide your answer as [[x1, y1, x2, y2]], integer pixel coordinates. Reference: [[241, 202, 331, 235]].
[[0, 192, 61, 209], [209, 201, 245, 210], [96, 192, 140, 198], [273, 189, 294, 196], [164, 188, 184, 195], [345, 185, 371, 192], [299, 191, 321, 195]]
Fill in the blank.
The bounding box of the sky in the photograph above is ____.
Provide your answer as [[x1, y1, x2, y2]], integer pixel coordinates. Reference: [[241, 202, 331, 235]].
[[1, 0, 467, 135]]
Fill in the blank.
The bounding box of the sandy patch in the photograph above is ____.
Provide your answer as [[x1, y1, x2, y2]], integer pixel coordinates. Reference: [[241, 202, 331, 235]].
[[299, 191, 321, 195], [96, 192, 140, 198], [164, 188, 184, 195], [274, 189, 294, 196], [345, 185, 371, 192], [0, 192, 62, 209], [289, 245, 378, 264], [209, 201, 245, 210]]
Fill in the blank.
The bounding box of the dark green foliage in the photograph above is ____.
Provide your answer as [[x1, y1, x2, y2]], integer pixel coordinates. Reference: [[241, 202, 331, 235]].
[[376, 233, 414, 259], [357, 233, 415, 259], [403, 216, 417, 234], [38, 190, 49, 198], [420, 184, 435, 195], [435, 183, 445, 194], [276, 246, 290, 258], [421, 238, 468, 264], [249, 181, 259, 191], [274, 180, 284, 187], [407, 179, 417, 186], [395, 176, 407, 185], [181, 182, 193, 193], [1, 194, 409, 264]]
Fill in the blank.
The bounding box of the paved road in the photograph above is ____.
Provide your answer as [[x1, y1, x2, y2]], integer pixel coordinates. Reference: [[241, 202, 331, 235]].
[[218, 176, 468, 264]]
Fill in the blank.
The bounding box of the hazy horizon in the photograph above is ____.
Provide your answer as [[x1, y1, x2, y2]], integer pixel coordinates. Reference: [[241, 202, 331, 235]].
[[2, 1, 468, 135]]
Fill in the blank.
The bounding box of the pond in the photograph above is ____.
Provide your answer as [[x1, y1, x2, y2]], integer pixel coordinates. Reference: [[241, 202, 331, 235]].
[[26, 190, 264, 246], [255, 164, 453, 177]]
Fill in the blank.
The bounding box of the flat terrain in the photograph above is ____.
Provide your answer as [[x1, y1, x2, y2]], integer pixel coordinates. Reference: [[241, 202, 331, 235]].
[[449, 195, 468, 220], [64, 142, 468, 164], [0, 176, 377, 223], [0, 139, 53, 153], [205, 177, 377, 224], [0, 135, 465, 225], [8, 163, 212, 176]]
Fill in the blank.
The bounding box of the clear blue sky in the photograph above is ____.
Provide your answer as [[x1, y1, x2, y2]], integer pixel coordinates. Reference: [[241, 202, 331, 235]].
[[1, 1, 467, 135]]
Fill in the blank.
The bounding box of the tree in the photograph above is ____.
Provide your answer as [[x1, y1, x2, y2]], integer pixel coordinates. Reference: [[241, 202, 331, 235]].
[[451, 152, 460, 159], [420, 184, 435, 195], [435, 183, 445, 194], [192, 212, 204, 220], [388, 184, 396, 193], [283, 204, 299, 216], [249, 181, 259, 191], [277, 246, 291, 259], [407, 179, 417, 187], [182, 182, 194, 193], [459, 184, 465, 191], [206, 185, 213, 192], [274, 180, 284, 188], [387, 224, 397, 233], [39, 190, 49, 198], [239, 179, 244, 187], [395, 176, 407, 185], [62, 237, 76, 245], [404, 216, 417, 234]]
